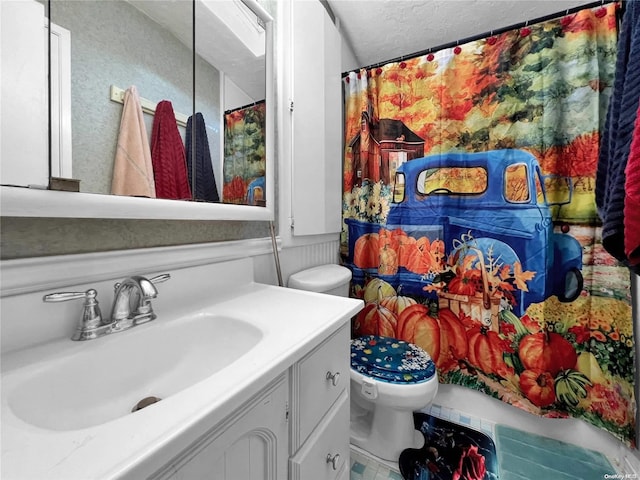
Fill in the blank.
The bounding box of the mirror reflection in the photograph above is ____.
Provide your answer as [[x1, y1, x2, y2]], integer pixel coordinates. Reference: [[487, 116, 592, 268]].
[[47, 0, 267, 206], [194, 0, 267, 206]]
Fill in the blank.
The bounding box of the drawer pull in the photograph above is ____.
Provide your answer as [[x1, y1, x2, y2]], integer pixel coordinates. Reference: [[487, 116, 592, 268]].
[[326, 453, 340, 470], [326, 371, 340, 387]]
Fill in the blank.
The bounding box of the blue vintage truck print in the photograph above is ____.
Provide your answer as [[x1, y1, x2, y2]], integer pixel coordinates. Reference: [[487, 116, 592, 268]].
[[345, 150, 584, 319]]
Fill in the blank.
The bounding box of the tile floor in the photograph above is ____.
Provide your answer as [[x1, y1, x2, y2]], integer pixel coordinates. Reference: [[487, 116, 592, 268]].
[[349, 403, 497, 480], [350, 447, 403, 480]]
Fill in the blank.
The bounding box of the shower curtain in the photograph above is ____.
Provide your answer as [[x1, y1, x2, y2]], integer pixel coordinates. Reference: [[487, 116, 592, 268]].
[[222, 101, 266, 206], [341, 3, 636, 447]]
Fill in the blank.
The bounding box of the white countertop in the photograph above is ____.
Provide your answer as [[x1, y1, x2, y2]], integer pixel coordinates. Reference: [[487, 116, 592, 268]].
[[1, 283, 363, 480]]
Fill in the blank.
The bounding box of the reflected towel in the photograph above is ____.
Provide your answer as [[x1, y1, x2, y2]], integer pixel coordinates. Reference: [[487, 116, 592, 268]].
[[185, 113, 219, 202], [625, 99, 640, 269], [111, 86, 156, 197], [151, 100, 192, 200]]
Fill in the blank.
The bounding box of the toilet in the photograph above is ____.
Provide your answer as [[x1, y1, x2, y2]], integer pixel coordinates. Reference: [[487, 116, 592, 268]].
[[288, 265, 439, 463], [287, 264, 352, 296], [349, 335, 438, 461]]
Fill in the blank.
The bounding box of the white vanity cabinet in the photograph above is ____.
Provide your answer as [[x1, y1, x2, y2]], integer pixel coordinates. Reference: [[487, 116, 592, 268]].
[[289, 324, 351, 480], [150, 322, 352, 480], [154, 375, 290, 480]]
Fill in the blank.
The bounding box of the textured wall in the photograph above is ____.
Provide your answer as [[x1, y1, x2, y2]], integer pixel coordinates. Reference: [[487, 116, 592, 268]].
[[0, 217, 270, 260]]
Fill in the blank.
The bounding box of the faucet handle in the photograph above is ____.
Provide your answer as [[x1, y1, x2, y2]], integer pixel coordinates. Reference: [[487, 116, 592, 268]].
[[149, 273, 171, 285], [43, 290, 93, 303], [113, 273, 170, 291], [43, 289, 105, 341]]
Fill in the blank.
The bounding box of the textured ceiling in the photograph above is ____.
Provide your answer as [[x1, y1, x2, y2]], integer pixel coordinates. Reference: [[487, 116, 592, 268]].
[[326, 0, 598, 70]]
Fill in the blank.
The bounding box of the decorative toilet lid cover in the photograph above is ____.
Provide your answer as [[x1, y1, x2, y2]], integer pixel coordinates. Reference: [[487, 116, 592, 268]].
[[351, 335, 436, 384]]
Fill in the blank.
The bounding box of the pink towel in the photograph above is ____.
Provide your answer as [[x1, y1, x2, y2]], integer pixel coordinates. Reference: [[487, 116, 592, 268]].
[[151, 100, 192, 200], [111, 86, 156, 197]]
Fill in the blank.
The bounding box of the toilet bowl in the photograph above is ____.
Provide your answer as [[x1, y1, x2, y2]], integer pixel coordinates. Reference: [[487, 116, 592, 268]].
[[288, 265, 438, 463], [350, 335, 438, 462]]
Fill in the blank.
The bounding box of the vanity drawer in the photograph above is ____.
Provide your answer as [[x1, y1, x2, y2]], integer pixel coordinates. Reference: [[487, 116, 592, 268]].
[[295, 323, 349, 446], [289, 391, 349, 480]]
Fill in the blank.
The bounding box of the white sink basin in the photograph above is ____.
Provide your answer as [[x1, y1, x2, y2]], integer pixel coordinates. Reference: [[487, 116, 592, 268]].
[[7, 313, 262, 431]]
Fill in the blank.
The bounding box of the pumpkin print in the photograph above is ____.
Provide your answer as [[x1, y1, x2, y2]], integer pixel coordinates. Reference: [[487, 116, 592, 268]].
[[354, 302, 398, 337], [429, 239, 446, 266], [397, 305, 467, 371], [396, 234, 418, 268], [405, 237, 446, 274], [447, 268, 482, 295], [520, 369, 556, 407], [363, 278, 396, 303], [354, 233, 379, 269], [405, 237, 434, 274], [437, 308, 469, 367], [466, 326, 512, 377], [223, 175, 247, 202], [380, 295, 418, 316], [378, 228, 401, 250], [397, 304, 441, 364], [518, 332, 577, 377], [379, 245, 398, 275], [554, 369, 591, 407]]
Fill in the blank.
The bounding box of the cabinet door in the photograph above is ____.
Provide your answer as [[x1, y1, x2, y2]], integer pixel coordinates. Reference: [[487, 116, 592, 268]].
[[289, 391, 350, 480], [171, 376, 288, 480], [290, 0, 342, 236]]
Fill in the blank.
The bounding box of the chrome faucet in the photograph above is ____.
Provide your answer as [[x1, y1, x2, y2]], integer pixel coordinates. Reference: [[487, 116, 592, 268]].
[[111, 274, 168, 330], [43, 273, 170, 341]]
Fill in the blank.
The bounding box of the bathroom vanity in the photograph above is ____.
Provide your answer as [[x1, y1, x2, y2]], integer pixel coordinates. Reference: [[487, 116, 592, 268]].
[[0, 250, 362, 479], [152, 324, 351, 480]]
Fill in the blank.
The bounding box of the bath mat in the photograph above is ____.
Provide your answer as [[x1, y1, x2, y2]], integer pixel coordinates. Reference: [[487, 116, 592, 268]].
[[399, 413, 499, 480], [494, 424, 615, 480]]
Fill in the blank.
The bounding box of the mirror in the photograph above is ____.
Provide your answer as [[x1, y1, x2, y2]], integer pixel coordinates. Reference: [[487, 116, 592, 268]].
[[0, 0, 273, 220], [195, 0, 268, 206]]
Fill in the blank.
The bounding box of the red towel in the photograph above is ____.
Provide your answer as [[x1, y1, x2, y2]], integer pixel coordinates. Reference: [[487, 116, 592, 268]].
[[151, 101, 191, 200], [625, 99, 640, 266]]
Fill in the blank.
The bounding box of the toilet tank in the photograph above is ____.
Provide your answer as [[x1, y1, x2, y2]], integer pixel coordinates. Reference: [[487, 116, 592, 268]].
[[288, 264, 352, 297]]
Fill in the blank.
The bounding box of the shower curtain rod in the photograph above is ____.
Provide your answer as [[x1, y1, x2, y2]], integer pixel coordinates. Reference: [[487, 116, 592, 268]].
[[341, 0, 619, 78], [224, 99, 265, 115]]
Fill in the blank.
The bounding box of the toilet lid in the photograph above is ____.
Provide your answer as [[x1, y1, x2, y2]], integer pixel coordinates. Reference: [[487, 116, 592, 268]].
[[351, 335, 436, 384]]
